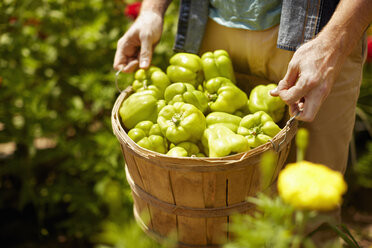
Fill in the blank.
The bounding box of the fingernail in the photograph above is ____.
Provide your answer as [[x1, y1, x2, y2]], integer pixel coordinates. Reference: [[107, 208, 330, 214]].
[[140, 60, 148, 68], [270, 87, 278, 95]]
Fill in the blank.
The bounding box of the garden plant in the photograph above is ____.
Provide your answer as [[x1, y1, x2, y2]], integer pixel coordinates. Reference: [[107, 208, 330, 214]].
[[0, 0, 372, 247]]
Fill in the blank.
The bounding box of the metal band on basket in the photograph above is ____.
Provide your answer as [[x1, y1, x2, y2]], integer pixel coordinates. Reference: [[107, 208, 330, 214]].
[[269, 110, 301, 152]]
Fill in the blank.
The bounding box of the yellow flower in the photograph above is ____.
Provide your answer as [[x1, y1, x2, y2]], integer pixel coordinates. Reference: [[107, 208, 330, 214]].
[[277, 161, 347, 211]]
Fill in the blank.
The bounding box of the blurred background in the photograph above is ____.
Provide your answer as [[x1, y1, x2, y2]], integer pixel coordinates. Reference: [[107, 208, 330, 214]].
[[0, 1, 371, 247]]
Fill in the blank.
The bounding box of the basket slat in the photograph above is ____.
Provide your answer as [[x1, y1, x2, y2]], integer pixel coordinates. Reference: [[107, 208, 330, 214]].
[[122, 146, 154, 230], [122, 146, 144, 188], [136, 156, 178, 238], [132, 192, 153, 229], [227, 168, 251, 205], [207, 216, 227, 244], [203, 172, 228, 244], [171, 170, 207, 245], [203, 172, 227, 244]]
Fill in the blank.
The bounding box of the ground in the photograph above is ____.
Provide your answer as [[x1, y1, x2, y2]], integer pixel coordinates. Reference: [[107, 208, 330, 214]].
[[342, 187, 372, 247]]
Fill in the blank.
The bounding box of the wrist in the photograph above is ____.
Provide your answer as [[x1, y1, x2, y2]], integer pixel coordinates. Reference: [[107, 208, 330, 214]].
[[314, 27, 349, 66], [319, 26, 352, 56], [140, 0, 171, 17], [137, 10, 163, 21]]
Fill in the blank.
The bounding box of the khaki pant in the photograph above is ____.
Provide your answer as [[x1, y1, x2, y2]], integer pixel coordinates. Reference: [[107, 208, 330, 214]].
[[200, 18, 366, 173], [200, 18, 367, 247]]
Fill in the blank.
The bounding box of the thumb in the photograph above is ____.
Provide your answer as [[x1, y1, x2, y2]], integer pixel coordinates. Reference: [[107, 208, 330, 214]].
[[139, 35, 152, 69]]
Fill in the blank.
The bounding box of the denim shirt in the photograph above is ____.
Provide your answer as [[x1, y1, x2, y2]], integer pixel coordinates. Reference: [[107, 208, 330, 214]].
[[173, 0, 340, 53]]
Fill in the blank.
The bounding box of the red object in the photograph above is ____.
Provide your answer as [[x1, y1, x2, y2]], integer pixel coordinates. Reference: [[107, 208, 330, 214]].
[[24, 18, 41, 26], [367, 36, 372, 63], [124, 2, 141, 20], [8, 16, 18, 24]]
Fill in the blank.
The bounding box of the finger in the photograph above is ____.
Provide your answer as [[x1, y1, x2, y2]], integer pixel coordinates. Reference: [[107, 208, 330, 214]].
[[287, 98, 304, 117], [297, 94, 321, 122], [123, 59, 139, 73], [113, 36, 139, 71], [297, 100, 305, 111], [113, 37, 127, 70], [279, 62, 300, 89], [113, 49, 127, 71], [278, 71, 323, 105], [139, 34, 152, 69], [270, 62, 299, 96], [288, 102, 301, 117], [278, 84, 305, 105]]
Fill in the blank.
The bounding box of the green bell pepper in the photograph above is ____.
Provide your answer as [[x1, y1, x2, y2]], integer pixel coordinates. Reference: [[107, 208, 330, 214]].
[[166, 53, 204, 87], [132, 66, 170, 99], [166, 146, 188, 157], [204, 77, 248, 114], [201, 50, 236, 83], [164, 82, 208, 113], [202, 124, 249, 157], [128, 121, 168, 154], [248, 84, 286, 123], [157, 99, 166, 112], [233, 98, 250, 117], [120, 90, 165, 129], [167, 142, 205, 157], [206, 112, 242, 133], [237, 111, 282, 148], [157, 102, 206, 144]]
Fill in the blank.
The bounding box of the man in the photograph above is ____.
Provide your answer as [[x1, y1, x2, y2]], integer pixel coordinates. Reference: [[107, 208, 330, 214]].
[[113, 1, 371, 244], [113, 0, 371, 174]]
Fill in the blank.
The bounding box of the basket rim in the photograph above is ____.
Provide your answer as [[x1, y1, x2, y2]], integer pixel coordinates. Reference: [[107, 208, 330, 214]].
[[111, 86, 297, 171]]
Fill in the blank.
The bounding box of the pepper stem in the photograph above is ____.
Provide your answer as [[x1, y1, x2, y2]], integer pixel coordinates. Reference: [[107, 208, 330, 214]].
[[208, 93, 218, 102], [142, 80, 148, 89], [171, 114, 181, 126]]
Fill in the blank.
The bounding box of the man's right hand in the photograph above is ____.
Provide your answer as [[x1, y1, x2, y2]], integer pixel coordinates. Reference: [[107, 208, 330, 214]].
[[113, 11, 164, 73]]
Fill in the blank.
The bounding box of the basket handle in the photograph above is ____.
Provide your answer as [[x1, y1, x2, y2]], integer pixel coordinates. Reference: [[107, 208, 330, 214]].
[[115, 67, 124, 93], [270, 110, 301, 152]]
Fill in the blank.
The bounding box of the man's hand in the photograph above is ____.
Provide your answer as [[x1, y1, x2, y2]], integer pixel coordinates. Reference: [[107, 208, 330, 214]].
[[270, 37, 341, 122], [271, 0, 372, 122], [113, 11, 163, 73]]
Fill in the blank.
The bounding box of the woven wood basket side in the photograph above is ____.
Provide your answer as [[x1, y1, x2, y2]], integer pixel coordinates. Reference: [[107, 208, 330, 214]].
[[112, 87, 298, 247]]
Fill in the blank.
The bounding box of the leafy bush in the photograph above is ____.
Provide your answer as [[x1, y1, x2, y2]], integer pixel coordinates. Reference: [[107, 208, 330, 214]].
[[0, 0, 179, 247], [352, 61, 372, 188], [1, 1, 371, 247]]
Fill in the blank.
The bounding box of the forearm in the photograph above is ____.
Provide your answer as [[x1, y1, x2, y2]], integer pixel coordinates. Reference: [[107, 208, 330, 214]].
[[271, 0, 372, 121], [140, 0, 172, 17], [317, 0, 372, 61]]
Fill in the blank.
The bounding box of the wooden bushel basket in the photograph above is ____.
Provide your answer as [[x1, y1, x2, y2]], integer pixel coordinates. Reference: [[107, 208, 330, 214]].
[[112, 86, 298, 248]]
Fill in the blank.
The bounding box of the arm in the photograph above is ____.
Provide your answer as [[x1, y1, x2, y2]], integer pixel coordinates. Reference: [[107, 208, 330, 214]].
[[113, 0, 172, 73], [271, 0, 372, 122]]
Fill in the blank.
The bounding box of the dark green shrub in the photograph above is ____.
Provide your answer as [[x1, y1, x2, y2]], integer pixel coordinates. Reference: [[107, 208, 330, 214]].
[[0, 0, 178, 246]]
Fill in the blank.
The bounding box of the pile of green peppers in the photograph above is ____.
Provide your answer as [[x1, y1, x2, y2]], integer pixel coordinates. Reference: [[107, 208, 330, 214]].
[[119, 50, 286, 158]]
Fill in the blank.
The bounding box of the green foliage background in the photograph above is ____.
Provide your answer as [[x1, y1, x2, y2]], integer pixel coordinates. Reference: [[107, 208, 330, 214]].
[[0, 0, 177, 247], [0, 0, 371, 247]]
